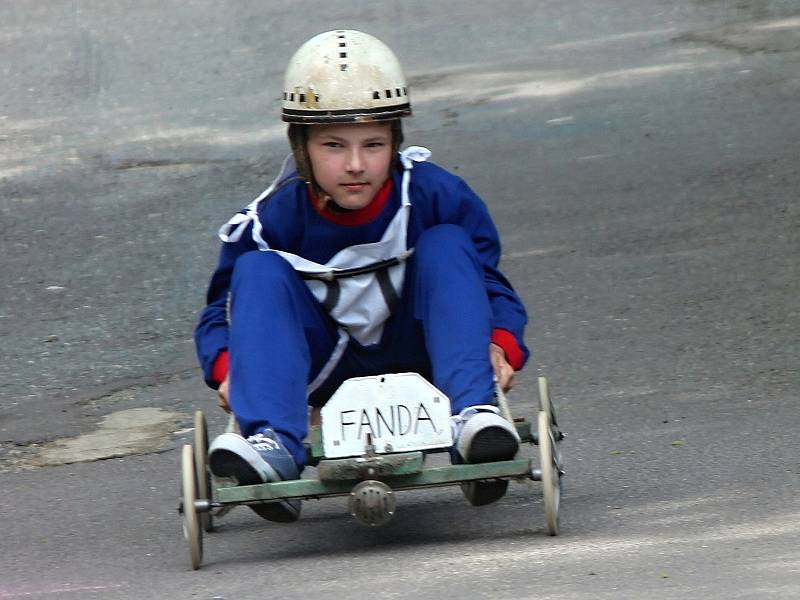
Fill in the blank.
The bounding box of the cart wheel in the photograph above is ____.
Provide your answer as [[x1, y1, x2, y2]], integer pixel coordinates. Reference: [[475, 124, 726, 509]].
[[537, 412, 560, 536], [537, 376, 558, 427], [193, 411, 213, 532], [181, 444, 203, 569]]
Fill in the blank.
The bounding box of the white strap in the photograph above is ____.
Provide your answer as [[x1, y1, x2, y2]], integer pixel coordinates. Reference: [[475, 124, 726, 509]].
[[218, 212, 253, 245], [399, 145, 432, 170], [217, 153, 297, 248], [399, 146, 431, 208], [307, 328, 349, 395]]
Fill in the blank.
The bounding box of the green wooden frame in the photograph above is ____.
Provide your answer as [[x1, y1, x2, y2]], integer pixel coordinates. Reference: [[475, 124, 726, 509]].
[[215, 418, 535, 506], [217, 457, 532, 504]]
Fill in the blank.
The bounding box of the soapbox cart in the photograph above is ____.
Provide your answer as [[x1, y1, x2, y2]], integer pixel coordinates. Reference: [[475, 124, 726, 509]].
[[178, 374, 564, 570]]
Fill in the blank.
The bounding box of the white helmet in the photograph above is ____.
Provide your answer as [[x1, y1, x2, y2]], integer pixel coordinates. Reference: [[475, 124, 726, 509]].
[[281, 30, 411, 123]]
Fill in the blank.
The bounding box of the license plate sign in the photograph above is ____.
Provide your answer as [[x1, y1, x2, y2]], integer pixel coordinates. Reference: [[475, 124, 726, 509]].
[[321, 373, 453, 459]]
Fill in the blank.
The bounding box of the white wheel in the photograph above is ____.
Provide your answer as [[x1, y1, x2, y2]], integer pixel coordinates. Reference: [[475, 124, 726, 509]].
[[537, 376, 553, 422], [181, 444, 203, 569], [538, 412, 560, 535], [193, 411, 213, 532]]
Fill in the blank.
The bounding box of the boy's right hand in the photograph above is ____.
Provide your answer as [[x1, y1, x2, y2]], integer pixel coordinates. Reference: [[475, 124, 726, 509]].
[[490, 343, 516, 392], [217, 375, 231, 413]]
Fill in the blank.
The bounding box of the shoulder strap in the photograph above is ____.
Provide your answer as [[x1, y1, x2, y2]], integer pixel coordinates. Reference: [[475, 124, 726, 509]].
[[217, 154, 299, 249], [398, 146, 431, 208]]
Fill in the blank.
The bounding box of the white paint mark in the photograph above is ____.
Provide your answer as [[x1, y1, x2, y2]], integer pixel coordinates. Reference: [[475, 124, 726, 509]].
[[0, 584, 123, 599], [496, 62, 710, 101], [752, 17, 800, 31], [0, 165, 36, 179], [462, 513, 800, 567], [504, 246, 569, 259], [546, 116, 575, 125], [577, 153, 615, 161], [547, 28, 678, 51]]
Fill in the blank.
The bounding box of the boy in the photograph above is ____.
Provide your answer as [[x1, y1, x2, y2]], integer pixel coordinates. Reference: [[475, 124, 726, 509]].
[[194, 30, 529, 522]]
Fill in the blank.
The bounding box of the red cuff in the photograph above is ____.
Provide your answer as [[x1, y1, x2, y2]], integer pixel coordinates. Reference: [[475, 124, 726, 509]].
[[491, 329, 525, 371], [211, 350, 229, 385]]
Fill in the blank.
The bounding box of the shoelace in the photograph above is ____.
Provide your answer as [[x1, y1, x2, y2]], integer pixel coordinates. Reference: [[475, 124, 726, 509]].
[[450, 405, 500, 438], [246, 433, 281, 453]]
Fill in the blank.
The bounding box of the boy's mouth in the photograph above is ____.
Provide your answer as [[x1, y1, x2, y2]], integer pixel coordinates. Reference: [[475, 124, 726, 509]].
[[341, 182, 368, 191]]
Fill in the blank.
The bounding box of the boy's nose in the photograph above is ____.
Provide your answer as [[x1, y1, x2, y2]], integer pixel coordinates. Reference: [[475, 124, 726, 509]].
[[346, 149, 364, 173]]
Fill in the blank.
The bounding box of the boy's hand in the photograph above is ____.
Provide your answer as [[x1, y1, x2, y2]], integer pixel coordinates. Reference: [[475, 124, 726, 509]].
[[217, 374, 231, 413], [490, 343, 516, 392]]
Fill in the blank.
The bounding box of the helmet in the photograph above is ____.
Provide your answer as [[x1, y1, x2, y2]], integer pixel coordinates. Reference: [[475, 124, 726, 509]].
[[282, 30, 412, 123]]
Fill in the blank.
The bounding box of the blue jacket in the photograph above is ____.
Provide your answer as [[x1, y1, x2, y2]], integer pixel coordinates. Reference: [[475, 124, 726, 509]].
[[194, 159, 529, 387]]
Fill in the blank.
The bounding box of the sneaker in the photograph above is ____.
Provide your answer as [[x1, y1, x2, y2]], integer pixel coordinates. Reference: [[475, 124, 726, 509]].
[[208, 430, 301, 523], [451, 405, 519, 506], [452, 405, 520, 463]]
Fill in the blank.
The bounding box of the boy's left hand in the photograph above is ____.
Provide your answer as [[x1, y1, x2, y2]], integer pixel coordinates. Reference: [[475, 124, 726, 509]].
[[217, 374, 231, 413], [490, 343, 516, 392]]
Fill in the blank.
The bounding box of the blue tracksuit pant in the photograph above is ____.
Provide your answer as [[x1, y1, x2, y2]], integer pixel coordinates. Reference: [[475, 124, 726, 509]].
[[228, 224, 495, 467]]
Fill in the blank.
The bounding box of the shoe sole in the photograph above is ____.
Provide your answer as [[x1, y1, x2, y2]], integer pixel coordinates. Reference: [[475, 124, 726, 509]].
[[461, 480, 510, 506], [455, 416, 518, 507], [209, 448, 301, 523]]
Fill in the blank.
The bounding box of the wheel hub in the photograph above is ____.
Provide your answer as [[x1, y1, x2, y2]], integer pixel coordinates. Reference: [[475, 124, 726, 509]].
[[349, 480, 396, 526]]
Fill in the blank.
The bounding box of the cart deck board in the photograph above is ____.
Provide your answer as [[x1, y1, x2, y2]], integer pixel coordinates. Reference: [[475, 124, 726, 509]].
[[217, 457, 532, 502]]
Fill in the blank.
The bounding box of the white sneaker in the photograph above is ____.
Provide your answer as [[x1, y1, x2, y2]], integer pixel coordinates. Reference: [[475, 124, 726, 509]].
[[451, 405, 519, 506], [452, 405, 520, 464]]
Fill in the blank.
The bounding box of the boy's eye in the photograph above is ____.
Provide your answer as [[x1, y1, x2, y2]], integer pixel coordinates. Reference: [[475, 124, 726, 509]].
[[322, 141, 343, 148]]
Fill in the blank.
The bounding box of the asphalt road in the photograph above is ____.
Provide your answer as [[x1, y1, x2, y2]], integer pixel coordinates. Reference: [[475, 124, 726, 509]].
[[1, 1, 799, 598]]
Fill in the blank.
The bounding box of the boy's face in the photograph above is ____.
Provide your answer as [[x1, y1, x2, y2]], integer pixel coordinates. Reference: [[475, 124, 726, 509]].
[[306, 121, 393, 210]]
